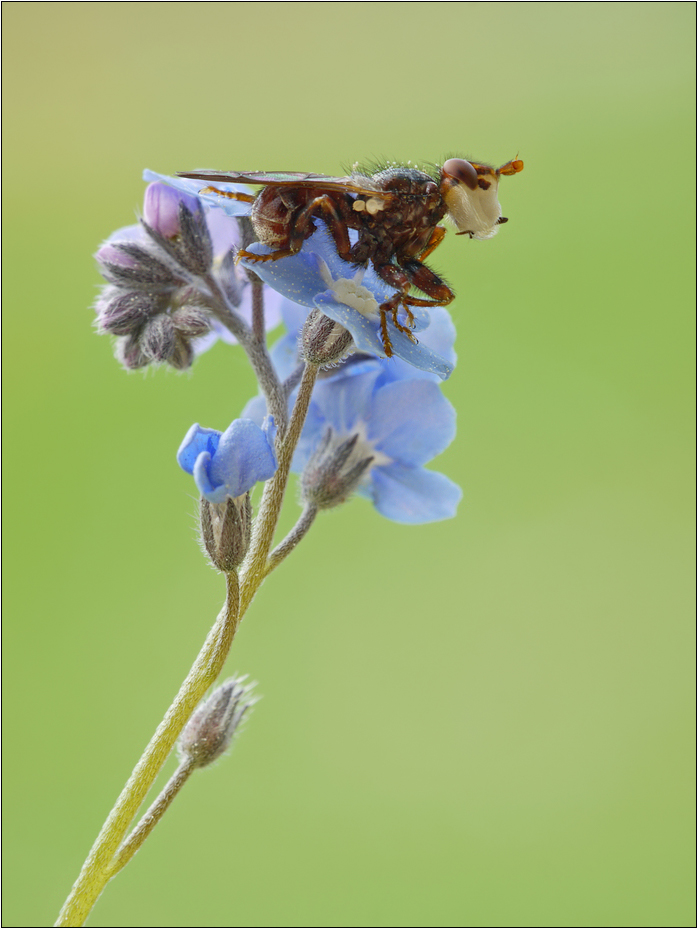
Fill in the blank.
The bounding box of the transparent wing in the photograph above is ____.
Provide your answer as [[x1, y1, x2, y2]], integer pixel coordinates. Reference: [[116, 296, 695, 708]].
[[177, 169, 394, 200]]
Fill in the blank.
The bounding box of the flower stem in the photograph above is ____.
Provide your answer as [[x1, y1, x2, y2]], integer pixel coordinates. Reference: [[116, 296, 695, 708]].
[[107, 757, 196, 879], [245, 335, 289, 437], [205, 273, 288, 435], [239, 362, 319, 612], [251, 279, 266, 343], [56, 351, 320, 928], [54, 573, 240, 927], [266, 503, 318, 573]]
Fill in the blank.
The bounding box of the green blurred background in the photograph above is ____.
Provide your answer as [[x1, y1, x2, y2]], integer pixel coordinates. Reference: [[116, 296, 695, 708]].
[[3, 3, 694, 926]]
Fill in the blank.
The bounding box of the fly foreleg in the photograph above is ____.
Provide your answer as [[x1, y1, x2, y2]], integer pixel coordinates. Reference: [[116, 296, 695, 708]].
[[374, 259, 455, 357], [418, 226, 447, 262]]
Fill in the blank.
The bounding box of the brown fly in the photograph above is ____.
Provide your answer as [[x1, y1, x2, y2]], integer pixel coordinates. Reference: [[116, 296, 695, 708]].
[[179, 158, 523, 355]]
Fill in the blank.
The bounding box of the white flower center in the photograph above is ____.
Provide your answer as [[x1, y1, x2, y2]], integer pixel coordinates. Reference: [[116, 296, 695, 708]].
[[317, 259, 380, 319], [342, 422, 391, 470]]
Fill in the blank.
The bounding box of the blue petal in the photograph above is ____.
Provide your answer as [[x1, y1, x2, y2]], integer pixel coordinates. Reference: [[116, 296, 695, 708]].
[[280, 297, 311, 334], [177, 424, 221, 474], [368, 380, 457, 466], [241, 226, 427, 335], [290, 368, 382, 474], [192, 450, 219, 499], [239, 246, 327, 308], [378, 306, 457, 383], [178, 419, 277, 502], [371, 465, 462, 523], [314, 293, 452, 379], [268, 329, 302, 382], [308, 369, 382, 435], [240, 393, 269, 426], [204, 206, 242, 254], [205, 418, 278, 502]]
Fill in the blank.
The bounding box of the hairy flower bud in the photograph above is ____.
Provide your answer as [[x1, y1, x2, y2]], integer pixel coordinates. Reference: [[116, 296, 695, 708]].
[[115, 333, 150, 370], [141, 314, 176, 362], [301, 426, 374, 509], [169, 334, 195, 371], [300, 308, 354, 367], [140, 201, 213, 277], [96, 288, 161, 336], [178, 676, 256, 768], [95, 231, 219, 371], [218, 248, 244, 305], [99, 241, 182, 292], [200, 493, 252, 572], [171, 306, 212, 338]]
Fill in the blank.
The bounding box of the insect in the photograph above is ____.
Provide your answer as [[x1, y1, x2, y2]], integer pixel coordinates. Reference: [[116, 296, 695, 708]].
[[178, 157, 523, 356]]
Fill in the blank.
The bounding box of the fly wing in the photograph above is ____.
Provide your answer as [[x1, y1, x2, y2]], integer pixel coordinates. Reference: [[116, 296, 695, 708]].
[[177, 170, 394, 199]]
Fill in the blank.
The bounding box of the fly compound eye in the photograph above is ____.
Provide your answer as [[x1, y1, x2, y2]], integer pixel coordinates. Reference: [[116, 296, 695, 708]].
[[442, 158, 479, 191]]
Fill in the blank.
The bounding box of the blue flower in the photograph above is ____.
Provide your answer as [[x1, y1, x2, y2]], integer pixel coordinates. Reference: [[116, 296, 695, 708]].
[[296, 365, 461, 523], [238, 222, 455, 381], [266, 299, 457, 389], [177, 418, 277, 503]]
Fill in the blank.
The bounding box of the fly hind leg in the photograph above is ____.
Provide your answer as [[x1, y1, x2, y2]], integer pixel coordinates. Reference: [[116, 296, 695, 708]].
[[239, 194, 354, 264]]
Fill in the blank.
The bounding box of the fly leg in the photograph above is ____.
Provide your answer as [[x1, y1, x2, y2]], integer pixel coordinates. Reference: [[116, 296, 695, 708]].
[[373, 287, 420, 359], [418, 225, 447, 262], [239, 194, 354, 264], [199, 186, 256, 204], [375, 259, 455, 357]]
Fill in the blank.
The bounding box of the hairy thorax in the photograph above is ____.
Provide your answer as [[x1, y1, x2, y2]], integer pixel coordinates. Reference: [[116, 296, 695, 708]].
[[350, 168, 447, 265]]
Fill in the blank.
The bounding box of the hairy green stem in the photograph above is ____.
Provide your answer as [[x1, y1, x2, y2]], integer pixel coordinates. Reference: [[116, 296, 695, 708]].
[[56, 359, 320, 927], [55, 573, 240, 927], [266, 503, 318, 574], [107, 758, 196, 879], [239, 362, 319, 612]]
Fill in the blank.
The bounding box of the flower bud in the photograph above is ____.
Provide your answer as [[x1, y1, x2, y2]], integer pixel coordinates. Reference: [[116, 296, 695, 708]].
[[141, 314, 176, 362], [95, 288, 160, 336], [178, 676, 257, 768], [169, 334, 195, 371], [115, 333, 150, 370], [218, 249, 244, 305], [98, 241, 181, 291], [140, 201, 213, 277], [200, 493, 252, 572], [143, 182, 200, 239], [300, 308, 354, 367], [171, 306, 212, 338], [301, 426, 374, 509]]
